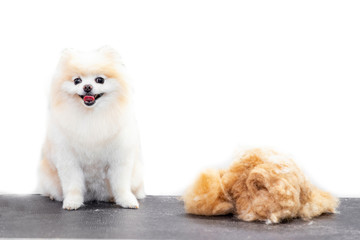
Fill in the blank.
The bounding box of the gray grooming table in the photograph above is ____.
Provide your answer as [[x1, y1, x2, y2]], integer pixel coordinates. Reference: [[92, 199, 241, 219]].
[[0, 195, 359, 239]]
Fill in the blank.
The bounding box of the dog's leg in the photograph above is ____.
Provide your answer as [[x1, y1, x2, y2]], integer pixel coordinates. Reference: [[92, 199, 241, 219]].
[[55, 150, 85, 210], [131, 154, 146, 199], [108, 149, 139, 209], [38, 157, 63, 201], [133, 182, 146, 200]]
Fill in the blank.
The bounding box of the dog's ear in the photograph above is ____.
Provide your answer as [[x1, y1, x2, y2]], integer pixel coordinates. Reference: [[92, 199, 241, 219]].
[[97, 46, 124, 65], [61, 48, 75, 56], [183, 169, 234, 216], [59, 48, 76, 63], [97, 45, 120, 57], [97, 45, 115, 52]]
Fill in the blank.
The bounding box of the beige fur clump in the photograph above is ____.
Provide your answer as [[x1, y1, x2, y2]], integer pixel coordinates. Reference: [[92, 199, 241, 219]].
[[183, 148, 338, 223]]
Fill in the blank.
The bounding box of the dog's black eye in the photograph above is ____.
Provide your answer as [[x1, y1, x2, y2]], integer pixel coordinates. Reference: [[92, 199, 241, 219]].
[[95, 77, 105, 84], [74, 78, 82, 85]]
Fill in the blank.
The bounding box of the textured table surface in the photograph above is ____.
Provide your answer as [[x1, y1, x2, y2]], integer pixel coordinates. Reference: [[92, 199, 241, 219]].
[[0, 195, 359, 239]]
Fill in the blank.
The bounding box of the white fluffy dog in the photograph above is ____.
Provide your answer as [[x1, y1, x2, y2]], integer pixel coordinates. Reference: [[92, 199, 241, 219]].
[[38, 47, 145, 210]]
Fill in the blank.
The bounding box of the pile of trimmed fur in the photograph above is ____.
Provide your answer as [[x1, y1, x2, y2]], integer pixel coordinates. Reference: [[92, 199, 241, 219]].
[[183, 148, 338, 223]]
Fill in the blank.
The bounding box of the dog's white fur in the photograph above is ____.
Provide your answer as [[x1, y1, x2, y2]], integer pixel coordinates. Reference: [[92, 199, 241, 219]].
[[37, 47, 145, 210]]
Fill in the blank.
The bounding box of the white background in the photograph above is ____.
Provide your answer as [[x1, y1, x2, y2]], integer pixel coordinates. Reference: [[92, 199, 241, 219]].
[[0, 0, 359, 197]]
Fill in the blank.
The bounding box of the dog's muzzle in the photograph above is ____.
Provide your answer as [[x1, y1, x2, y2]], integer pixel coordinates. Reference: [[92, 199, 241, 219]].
[[79, 93, 104, 106]]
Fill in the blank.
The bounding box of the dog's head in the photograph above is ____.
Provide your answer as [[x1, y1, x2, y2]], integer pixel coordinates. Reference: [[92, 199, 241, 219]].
[[51, 46, 129, 110]]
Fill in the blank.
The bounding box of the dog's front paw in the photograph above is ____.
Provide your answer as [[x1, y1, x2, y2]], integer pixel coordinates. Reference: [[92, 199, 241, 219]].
[[116, 193, 139, 209], [63, 193, 84, 210]]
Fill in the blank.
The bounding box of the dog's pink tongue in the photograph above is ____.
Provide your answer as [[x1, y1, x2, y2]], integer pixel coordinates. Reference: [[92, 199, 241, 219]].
[[83, 96, 95, 102]]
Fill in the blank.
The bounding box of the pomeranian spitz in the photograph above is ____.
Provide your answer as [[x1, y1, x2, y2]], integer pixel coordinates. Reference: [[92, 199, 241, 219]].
[[38, 46, 145, 210]]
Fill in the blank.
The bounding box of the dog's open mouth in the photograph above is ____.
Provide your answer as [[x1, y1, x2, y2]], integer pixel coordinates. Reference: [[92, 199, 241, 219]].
[[79, 93, 104, 106]]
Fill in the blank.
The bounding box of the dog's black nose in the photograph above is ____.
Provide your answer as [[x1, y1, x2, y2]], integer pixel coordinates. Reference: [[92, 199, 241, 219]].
[[83, 84, 93, 93]]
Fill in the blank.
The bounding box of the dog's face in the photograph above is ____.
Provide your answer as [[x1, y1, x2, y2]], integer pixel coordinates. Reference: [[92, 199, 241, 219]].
[[64, 74, 115, 107], [51, 47, 129, 110]]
